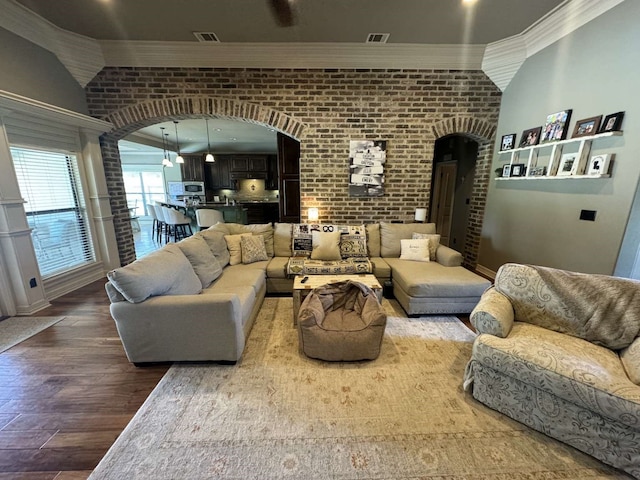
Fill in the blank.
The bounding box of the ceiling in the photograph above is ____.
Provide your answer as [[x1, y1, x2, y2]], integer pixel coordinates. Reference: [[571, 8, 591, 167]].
[[12, 0, 567, 155], [14, 0, 564, 44]]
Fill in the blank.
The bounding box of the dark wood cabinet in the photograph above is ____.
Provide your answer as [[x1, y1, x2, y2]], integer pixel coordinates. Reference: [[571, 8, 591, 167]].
[[205, 154, 276, 189], [242, 202, 279, 224], [229, 155, 268, 179], [277, 133, 301, 222], [266, 155, 279, 190], [180, 155, 205, 182], [205, 155, 231, 189]]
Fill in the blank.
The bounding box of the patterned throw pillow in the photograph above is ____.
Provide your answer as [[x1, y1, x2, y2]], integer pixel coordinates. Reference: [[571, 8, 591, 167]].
[[291, 224, 367, 259], [241, 235, 269, 264], [412, 232, 440, 261], [340, 234, 367, 258]]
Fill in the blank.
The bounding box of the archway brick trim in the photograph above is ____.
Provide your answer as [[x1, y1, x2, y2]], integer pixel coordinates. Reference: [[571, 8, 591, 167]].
[[104, 97, 306, 141], [102, 96, 307, 266], [431, 116, 496, 268]]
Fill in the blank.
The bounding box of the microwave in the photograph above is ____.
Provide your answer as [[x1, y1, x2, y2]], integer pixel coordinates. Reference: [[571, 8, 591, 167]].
[[182, 181, 205, 195]]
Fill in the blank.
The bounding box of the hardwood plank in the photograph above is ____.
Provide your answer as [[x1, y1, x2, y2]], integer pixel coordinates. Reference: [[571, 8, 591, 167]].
[[0, 447, 107, 473], [0, 278, 169, 474], [42, 431, 120, 450], [0, 430, 56, 449], [0, 473, 58, 480]]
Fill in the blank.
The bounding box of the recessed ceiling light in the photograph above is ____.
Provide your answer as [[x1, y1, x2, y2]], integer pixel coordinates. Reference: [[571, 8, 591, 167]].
[[462, 0, 478, 4]]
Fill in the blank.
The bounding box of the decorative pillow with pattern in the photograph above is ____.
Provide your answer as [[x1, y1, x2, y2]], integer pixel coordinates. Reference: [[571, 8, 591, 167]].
[[340, 234, 367, 258], [241, 235, 269, 264], [412, 232, 440, 261], [292, 224, 367, 258]]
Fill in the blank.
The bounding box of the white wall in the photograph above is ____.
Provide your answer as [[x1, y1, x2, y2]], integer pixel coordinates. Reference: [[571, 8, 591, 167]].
[[478, 1, 640, 276]]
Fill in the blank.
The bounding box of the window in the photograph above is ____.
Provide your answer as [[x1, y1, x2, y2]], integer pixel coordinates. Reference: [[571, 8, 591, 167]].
[[122, 165, 165, 217], [11, 147, 96, 278]]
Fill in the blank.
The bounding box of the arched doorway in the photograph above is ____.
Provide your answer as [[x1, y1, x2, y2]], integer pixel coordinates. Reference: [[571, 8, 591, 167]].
[[430, 117, 497, 268], [430, 135, 479, 251], [99, 97, 306, 266]]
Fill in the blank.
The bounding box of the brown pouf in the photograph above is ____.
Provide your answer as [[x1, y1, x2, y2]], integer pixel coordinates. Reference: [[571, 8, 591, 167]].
[[297, 280, 387, 361]]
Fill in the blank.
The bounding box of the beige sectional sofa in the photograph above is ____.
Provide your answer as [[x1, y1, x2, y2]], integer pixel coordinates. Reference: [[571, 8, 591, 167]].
[[106, 221, 489, 364], [464, 263, 640, 478]]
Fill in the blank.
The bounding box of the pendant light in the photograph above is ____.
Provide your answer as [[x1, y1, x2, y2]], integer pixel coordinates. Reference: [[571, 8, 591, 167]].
[[173, 121, 184, 164], [205, 118, 215, 163], [160, 127, 173, 167]]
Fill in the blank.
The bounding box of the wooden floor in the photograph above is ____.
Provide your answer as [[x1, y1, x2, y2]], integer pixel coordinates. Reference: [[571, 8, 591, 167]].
[[0, 277, 474, 479], [0, 279, 169, 480]]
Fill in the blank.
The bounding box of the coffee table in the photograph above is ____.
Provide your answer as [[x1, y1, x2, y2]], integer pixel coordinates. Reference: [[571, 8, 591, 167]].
[[292, 274, 383, 326]]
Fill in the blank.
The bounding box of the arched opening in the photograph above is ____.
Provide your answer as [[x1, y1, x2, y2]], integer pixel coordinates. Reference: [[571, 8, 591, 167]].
[[100, 97, 306, 266], [430, 116, 497, 268], [430, 135, 479, 253]]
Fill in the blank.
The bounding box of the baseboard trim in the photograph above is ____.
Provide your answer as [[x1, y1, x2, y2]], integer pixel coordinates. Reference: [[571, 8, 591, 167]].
[[475, 264, 496, 281]]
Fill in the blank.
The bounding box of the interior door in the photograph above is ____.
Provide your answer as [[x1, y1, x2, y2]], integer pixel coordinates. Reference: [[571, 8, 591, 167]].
[[430, 162, 457, 246]]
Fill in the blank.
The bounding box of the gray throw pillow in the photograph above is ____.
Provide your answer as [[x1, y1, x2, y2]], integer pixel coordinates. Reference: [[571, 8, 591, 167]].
[[107, 243, 202, 303], [176, 235, 223, 288]]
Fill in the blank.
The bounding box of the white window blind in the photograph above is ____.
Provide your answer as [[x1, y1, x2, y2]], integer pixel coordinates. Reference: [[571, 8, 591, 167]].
[[11, 147, 96, 278]]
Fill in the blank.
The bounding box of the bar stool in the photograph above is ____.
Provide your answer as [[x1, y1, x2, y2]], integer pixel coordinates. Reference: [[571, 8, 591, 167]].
[[151, 204, 166, 243], [147, 204, 161, 241], [195, 209, 225, 230], [161, 206, 193, 242]]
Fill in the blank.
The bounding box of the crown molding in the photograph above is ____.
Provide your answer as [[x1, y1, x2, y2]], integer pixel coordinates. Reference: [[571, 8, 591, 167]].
[[483, 0, 624, 91], [0, 0, 103, 87], [0, 89, 112, 132], [99, 41, 486, 70], [1, 0, 625, 89]]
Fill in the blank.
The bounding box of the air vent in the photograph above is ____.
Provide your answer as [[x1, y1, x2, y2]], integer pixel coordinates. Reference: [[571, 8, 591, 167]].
[[366, 33, 390, 44], [193, 32, 220, 43]]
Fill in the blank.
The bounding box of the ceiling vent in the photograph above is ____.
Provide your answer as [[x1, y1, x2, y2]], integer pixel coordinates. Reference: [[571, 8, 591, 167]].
[[366, 33, 390, 44], [193, 32, 220, 43]]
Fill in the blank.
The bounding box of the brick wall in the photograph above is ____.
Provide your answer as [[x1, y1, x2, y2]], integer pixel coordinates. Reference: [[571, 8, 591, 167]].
[[85, 68, 501, 266]]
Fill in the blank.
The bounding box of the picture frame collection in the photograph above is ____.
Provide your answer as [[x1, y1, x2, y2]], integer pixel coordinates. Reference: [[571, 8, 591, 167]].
[[498, 109, 623, 179]]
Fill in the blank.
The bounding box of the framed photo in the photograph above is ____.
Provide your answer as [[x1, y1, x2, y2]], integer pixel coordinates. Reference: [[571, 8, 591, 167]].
[[510, 163, 526, 177], [557, 153, 578, 176], [541, 109, 572, 143], [587, 153, 613, 175], [500, 133, 516, 151], [502, 164, 511, 178], [519, 127, 542, 147], [599, 111, 625, 133], [572, 115, 602, 138], [529, 166, 547, 177]]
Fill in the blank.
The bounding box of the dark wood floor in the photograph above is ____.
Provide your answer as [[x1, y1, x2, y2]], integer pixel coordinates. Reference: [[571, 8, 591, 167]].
[[0, 279, 169, 480], [0, 278, 473, 479]]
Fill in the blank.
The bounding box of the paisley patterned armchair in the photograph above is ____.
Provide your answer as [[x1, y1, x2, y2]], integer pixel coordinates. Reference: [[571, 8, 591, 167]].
[[463, 263, 640, 478]]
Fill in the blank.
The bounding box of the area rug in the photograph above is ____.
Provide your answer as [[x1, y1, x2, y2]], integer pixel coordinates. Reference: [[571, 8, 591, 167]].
[[0, 316, 65, 353], [89, 298, 627, 479]]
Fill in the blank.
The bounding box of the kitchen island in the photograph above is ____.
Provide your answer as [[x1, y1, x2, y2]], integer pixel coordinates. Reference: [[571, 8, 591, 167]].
[[159, 201, 248, 224]]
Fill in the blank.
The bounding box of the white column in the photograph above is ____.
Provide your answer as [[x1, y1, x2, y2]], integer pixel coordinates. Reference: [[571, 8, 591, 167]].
[[80, 128, 120, 272], [0, 111, 49, 315]]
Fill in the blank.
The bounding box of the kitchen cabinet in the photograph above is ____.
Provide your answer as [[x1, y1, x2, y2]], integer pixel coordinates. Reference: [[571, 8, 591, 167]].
[[205, 155, 232, 189], [180, 155, 205, 182], [266, 155, 279, 190], [242, 202, 279, 224], [277, 132, 301, 222], [229, 155, 268, 179]]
